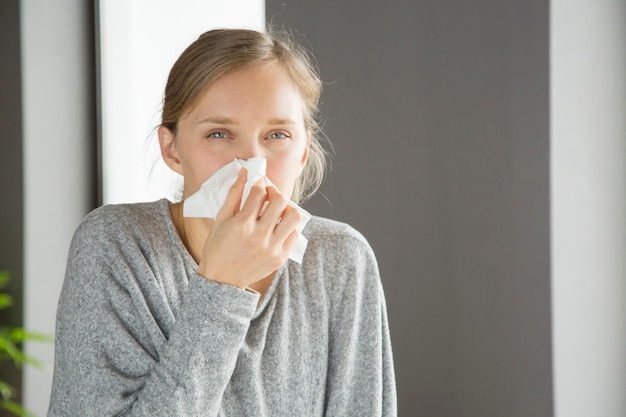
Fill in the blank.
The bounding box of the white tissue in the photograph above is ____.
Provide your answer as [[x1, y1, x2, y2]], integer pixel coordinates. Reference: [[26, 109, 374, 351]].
[[183, 157, 311, 263]]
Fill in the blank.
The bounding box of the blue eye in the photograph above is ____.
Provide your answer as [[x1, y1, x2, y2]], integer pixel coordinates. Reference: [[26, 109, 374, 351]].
[[268, 131, 289, 139], [207, 131, 228, 139]]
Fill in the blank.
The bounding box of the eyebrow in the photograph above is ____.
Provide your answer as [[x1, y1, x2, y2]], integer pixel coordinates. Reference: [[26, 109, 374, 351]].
[[196, 117, 299, 126], [197, 117, 235, 125]]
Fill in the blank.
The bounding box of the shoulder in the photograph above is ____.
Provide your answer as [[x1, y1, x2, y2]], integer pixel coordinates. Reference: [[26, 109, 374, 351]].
[[301, 216, 379, 283], [64, 200, 178, 294], [69, 199, 172, 256], [76, 199, 169, 235], [79, 199, 169, 230], [301, 216, 384, 314], [303, 216, 374, 255]]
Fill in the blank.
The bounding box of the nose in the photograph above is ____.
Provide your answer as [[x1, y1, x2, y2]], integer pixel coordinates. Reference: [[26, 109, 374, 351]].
[[236, 140, 264, 161]]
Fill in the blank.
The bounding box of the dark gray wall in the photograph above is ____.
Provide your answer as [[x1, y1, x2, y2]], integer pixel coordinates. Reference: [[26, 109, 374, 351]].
[[0, 0, 24, 300], [267, 1, 552, 416], [0, 0, 24, 408]]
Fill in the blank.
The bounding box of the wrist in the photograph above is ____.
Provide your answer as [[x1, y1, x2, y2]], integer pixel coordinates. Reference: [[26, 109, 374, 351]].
[[196, 264, 246, 289]]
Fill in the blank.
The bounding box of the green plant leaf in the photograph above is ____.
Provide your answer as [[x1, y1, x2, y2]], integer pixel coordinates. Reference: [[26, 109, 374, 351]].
[[0, 345, 44, 370], [0, 398, 35, 417], [0, 271, 10, 290], [0, 270, 51, 416], [0, 293, 12, 310], [0, 380, 14, 401], [0, 338, 22, 365], [9, 328, 54, 344], [16, 352, 45, 370]]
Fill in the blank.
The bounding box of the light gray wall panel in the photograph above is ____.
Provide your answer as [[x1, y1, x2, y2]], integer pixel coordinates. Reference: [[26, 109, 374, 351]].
[[551, 1, 626, 416], [20, 1, 96, 414]]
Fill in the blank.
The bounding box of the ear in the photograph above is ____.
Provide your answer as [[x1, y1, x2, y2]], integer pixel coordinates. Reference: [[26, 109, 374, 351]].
[[299, 131, 311, 175], [158, 126, 184, 175]]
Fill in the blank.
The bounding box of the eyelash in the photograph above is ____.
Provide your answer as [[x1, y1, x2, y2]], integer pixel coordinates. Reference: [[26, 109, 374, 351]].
[[205, 131, 291, 140], [267, 131, 290, 140], [207, 131, 229, 139]]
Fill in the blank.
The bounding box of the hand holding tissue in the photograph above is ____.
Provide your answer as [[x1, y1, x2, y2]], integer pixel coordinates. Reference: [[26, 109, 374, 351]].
[[183, 157, 311, 263]]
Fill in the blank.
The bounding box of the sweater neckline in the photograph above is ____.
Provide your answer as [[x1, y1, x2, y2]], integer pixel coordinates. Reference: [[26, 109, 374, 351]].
[[156, 198, 286, 316]]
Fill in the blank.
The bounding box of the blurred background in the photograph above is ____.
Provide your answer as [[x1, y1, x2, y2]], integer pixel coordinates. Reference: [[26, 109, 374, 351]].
[[1, 0, 624, 416]]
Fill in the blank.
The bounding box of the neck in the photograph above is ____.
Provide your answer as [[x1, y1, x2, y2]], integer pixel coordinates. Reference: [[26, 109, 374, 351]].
[[169, 202, 213, 264]]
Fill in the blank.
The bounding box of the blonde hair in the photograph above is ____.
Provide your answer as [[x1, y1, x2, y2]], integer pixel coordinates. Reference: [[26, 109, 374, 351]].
[[161, 28, 329, 203]]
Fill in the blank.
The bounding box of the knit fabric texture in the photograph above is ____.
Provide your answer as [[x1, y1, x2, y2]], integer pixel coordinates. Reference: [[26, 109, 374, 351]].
[[48, 199, 397, 416]]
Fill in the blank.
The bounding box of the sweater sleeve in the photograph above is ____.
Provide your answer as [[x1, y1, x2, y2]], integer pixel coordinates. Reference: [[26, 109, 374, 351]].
[[324, 237, 398, 417], [47, 216, 259, 417]]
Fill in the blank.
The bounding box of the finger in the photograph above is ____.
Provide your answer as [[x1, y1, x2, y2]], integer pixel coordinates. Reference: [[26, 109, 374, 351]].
[[272, 204, 303, 241], [280, 229, 301, 258], [216, 168, 247, 220], [258, 186, 289, 226], [238, 176, 267, 218]]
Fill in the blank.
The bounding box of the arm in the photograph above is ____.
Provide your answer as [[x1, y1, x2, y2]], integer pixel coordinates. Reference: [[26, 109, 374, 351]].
[[48, 173, 302, 416], [324, 240, 397, 417], [48, 221, 259, 417]]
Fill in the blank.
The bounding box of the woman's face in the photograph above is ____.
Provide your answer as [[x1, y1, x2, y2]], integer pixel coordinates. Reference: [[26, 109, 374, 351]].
[[159, 64, 310, 199]]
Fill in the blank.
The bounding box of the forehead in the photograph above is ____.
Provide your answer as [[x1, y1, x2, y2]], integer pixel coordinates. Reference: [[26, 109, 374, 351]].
[[184, 64, 307, 122]]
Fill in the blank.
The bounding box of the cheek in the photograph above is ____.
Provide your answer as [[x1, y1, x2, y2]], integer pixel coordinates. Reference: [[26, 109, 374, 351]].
[[187, 147, 230, 174], [182, 154, 234, 193], [265, 158, 303, 194]]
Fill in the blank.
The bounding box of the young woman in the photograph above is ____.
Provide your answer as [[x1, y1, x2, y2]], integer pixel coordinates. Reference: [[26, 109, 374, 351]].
[[48, 28, 396, 416]]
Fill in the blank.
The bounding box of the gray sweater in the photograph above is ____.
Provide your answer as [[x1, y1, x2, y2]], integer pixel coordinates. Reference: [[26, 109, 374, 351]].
[[48, 199, 397, 416]]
